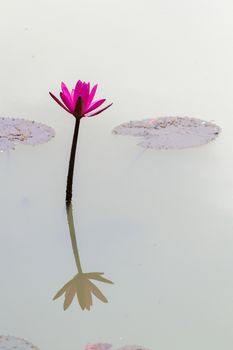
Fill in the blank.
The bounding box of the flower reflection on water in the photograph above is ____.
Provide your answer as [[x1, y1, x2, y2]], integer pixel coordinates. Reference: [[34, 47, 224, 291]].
[[53, 203, 113, 311]]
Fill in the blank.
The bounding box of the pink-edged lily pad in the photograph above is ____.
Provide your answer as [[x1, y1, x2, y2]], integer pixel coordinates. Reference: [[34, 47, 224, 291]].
[[85, 344, 112, 350], [85, 345, 151, 350], [113, 116, 221, 150], [0, 335, 39, 350], [116, 347, 152, 350], [0, 117, 55, 151]]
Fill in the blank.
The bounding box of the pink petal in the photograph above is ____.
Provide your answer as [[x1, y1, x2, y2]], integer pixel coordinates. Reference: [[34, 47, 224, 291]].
[[85, 99, 106, 114], [49, 92, 71, 113], [60, 92, 74, 112], [81, 82, 90, 106], [74, 80, 83, 95], [74, 80, 84, 105], [61, 82, 72, 100], [87, 84, 98, 107], [85, 103, 112, 117], [79, 82, 87, 95], [76, 82, 87, 107]]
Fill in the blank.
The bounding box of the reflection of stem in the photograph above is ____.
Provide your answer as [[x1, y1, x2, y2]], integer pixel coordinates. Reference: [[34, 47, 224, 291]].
[[66, 202, 82, 273], [66, 118, 81, 203]]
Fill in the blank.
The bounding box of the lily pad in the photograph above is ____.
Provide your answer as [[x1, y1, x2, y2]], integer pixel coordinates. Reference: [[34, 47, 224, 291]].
[[86, 345, 151, 350], [85, 344, 112, 350], [0, 336, 39, 350], [113, 116, 221, 150], [116, 347, 151, 350], [0, 117, 55, 151]]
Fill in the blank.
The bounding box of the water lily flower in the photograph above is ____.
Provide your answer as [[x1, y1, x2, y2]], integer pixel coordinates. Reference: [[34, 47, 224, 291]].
[[49, 81, 112, 118], [49, 80, 112, 203], [53, 272, 113, 311]]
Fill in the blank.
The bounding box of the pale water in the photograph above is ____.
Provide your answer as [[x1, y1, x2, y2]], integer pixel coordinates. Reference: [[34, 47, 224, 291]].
[[0, 1, 233, 349]]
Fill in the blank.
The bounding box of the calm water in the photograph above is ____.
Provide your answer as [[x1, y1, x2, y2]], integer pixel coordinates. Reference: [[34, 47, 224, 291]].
[[1, 1, 233, 349]]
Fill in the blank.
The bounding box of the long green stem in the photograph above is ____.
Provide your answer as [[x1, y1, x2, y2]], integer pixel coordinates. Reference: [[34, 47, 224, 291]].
[[66, 202, 82, 273], [66, 117, 80, 203]]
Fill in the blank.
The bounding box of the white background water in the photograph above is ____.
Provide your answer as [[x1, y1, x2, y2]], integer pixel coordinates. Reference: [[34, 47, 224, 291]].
[[0, 0, 233, 349]]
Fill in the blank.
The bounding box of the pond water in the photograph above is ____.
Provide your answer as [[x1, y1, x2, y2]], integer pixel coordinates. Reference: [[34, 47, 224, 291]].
[[1, 1, 233, 350]]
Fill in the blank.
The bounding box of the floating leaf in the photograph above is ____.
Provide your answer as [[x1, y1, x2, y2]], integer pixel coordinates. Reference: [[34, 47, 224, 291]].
[[113, 116, 221, 149], [0, 117, 55, 151], [0, 335, 39, 350]]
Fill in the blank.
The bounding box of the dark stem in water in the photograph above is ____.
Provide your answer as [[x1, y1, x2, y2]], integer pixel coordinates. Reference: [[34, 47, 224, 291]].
[[66, 202, 83, 273], [66, 117, 81, 203]]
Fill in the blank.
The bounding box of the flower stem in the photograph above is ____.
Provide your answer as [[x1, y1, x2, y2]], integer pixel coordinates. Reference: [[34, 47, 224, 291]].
[[66, 117, 81, 203], [66, 202, 83, 273]]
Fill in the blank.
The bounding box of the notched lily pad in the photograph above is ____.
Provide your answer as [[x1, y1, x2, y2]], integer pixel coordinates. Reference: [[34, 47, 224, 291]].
[[113, 116, 221, 150], [0, 336, 39, 350], [0, 117, 55, 151]]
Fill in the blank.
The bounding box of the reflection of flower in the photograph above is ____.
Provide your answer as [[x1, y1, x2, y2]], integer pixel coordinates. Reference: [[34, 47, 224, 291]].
[[49, 81, 112, 118], [54, 203, 114, 312], [53, 272, 113, 311]]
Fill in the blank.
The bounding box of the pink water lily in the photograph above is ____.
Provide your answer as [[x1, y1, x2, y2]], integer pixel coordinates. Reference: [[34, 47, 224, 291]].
[[49, 80, 112, 118], [49, 79, 112, 202]]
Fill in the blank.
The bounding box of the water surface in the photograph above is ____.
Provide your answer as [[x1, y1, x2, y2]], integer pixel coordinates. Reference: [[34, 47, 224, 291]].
[[0, 1, 233, 349]]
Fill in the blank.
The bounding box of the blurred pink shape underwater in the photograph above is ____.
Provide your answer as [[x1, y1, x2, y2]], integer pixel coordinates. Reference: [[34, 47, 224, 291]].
[[49, 80, 112, 118], [85, 345, 151, 350], [85, 344, 112, 350]]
